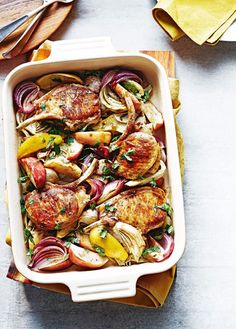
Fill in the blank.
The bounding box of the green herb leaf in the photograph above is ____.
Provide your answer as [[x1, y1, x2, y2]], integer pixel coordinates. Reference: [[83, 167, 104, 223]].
[[49, 126, 63, 135], [164, 224, 174, 235], [99, 228, 108, 239], [60, 206, 66, 214], [66, 136, 74, 145], [112, 161, 120, 171], [54, 223, 62, 230], [64, 236, 79, 247], [109, 144, 119, 153], [137, 175, 145, 180], [40, 102, 46, 111], [105, 203, 117, 213], [46, 136, 56, 149], [154, 203, 173, 217], [29, 199, 34, 205], [120, 149, 135, 162], [27, 248, 34, 259], [92, 141, 100, 148], [54, 143, 61, 155], [102, 166, 115, 180], [111, 135, 120, 143], [20, 198, 26, 214], [142, 86, 152, 103], [89, 201, 97, 210], [18, 175, 28, 183], [93, 244, 106, 256], [150, 178, 157, 187], [142, 246, 161, 256], [24, 228, 34, 244]]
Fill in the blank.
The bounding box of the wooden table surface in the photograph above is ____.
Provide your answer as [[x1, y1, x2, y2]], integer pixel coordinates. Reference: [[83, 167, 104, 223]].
[[0, 1, 236, 328]]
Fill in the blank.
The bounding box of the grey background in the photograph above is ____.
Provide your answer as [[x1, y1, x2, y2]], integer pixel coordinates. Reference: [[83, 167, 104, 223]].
[[1, 1, 236, 328]]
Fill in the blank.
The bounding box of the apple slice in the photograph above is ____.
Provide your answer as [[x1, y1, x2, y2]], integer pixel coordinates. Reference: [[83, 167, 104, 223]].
[[69, 244, 108, 269], [76, 232, 95, 251], [74, 131, 111, 145], [66, 139, 83, 161], [20, 157, 46, 189]]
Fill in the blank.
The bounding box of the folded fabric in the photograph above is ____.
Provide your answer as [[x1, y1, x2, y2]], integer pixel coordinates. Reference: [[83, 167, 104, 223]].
[[5, 42, 184, 308], [153, 0, 236, 45]]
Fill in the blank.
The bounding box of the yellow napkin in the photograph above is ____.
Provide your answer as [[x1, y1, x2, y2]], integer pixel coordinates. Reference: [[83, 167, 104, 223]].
[[5, 42, 184, 308], [152, 0, 236, 45]]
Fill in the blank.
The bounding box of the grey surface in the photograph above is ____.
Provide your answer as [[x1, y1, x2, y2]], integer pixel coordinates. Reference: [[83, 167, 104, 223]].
[[1, 1, 236, 328]]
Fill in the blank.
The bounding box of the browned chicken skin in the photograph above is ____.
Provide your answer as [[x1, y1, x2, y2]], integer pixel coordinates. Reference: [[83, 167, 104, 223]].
[[25, 186, 88, 231], [115, 132, 160, 180], [99, 186, 167, 234], [17, 84, 101, 131]]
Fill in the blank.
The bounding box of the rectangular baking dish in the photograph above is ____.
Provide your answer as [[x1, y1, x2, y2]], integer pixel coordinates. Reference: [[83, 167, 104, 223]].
[[2, 37, 185, 302]]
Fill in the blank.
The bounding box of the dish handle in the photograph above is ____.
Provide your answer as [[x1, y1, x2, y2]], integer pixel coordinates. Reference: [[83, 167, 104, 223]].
[[46, 37, 116, 62], [64, 272, 138, 302]]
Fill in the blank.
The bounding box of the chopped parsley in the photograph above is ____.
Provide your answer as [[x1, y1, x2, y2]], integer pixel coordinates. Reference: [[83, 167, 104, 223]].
[[20, 198, 26, 214], [109, 144, 119, 153], [64, 236, 79, 247], [89, 201, 97, 210], [102, 166, 115, 181], [49, 126, 63, 135], [154, 203, 173, 217], [46, 136, 56, 149], [150, 178, 157, 187], [112, 161, 120, 171], [54, 143, 61, 155], [120, 149, 135, 162], [40, 102, 46, 110], [142, 246, 161, 256], [105, 203, 117, 213], [18, 175, 28, 183], [99, 228, 108, 239], [93, 244, 105, 257], [28, 199, 34, 205], [60, 206, 66, 214], [142, 86, 152, 103], [27, 248, 34, 259], [111, 135, 120, 143], [54, 223, 62, 230], [66, 136, 74, 145], [23, 228, 34, 244], [92, 141, 100, 148], [164, 224, 174, 235]]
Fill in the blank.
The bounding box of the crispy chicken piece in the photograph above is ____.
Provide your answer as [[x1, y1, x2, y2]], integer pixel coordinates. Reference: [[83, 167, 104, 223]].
[[99, 186, 166, 234], [17, 84, 101, 131], [115, 132, 160, 180], [25, 186, 89, 231]]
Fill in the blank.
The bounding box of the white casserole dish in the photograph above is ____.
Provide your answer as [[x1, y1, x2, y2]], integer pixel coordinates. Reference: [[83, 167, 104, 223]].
[[2, 37, 185, 302]]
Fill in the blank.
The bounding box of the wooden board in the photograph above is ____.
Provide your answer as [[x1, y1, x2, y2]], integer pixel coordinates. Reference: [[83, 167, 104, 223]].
[[0, 0, 74, 60], [141, 50, 175, 78]]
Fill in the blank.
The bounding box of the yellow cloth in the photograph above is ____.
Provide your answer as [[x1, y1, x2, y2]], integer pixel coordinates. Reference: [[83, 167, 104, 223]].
[[152, 0, 236, 45], [5, 42, 183, 308]]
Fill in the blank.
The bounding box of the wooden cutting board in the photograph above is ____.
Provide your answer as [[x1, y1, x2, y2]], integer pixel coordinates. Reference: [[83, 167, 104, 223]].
[[0, 0, 74, 60]]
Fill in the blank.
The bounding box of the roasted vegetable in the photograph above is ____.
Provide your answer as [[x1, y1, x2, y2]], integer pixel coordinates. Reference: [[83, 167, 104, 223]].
[[17, 133, 62, 159]]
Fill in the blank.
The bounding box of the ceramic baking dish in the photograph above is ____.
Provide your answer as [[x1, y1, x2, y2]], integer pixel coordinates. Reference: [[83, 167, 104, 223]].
[[2, 37, 185, 302]]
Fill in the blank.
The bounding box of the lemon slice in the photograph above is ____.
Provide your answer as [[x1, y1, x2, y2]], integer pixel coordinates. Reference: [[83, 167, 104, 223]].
[[36, 73, 83, 91]]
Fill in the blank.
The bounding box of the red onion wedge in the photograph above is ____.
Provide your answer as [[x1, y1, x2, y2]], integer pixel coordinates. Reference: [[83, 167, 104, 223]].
[[14, 81, 40, 114], [143, 234, 174, 262], [28, 236, 72, 271], [97, 179, 125, 205], [86, 179, 104, 205], [101, 69, 143, 88]]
